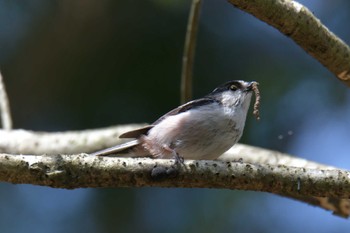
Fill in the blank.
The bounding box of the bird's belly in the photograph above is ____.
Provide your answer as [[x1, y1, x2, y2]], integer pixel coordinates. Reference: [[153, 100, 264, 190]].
[[146, 110, 243, 160], [174, 124, 241, 160]]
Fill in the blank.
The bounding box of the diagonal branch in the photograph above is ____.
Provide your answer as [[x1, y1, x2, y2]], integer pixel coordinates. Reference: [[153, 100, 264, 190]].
[[227, 0, 350, 86]]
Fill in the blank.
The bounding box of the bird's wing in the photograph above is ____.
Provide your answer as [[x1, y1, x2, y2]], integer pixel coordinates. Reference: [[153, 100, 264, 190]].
[[119, 125, 154, 138], [119, 98, 220, 139], [153, 98, 219, 124]]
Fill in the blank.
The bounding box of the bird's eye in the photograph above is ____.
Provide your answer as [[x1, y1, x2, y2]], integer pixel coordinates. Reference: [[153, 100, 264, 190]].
[[230, 84, 238, 91]]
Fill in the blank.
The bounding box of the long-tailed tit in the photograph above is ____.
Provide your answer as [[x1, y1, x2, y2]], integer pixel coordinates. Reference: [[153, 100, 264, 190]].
[[91, 80, 259, 160]]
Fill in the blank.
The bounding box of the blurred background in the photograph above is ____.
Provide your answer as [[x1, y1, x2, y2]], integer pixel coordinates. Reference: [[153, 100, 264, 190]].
[[0, 0, 350, 232]]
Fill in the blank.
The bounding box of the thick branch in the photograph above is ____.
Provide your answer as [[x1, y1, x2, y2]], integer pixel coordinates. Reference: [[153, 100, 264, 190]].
[[227, 0, 350, 86], [1, 154, 350, 196], [1, 153, 350, 217], [1, 154, 350, 216]]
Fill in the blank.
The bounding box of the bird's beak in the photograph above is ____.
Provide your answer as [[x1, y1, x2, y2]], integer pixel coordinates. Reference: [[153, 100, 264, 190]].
[[245, 81, 258, 92]]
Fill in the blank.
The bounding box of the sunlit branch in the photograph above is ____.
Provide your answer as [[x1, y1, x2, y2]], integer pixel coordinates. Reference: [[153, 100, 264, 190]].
[[227, 0, 350, 86]]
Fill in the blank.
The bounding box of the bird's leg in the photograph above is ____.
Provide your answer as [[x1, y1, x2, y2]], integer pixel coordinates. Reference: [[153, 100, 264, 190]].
[[173, 151, 184, 164], [162, 144, 184, 164], [150, 144, 183, 180]]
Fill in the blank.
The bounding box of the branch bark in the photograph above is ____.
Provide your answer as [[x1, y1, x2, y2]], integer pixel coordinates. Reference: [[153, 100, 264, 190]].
[[0, 125, 145, 154], [0, 153, 349, 217], [227, 0, 350, 86], [2, 153, 349, 196]]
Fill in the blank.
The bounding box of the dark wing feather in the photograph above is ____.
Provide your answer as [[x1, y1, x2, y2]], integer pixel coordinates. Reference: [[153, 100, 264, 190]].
[[119, 125, 154, 138], [152, 97, 219, 124], [119, 98, 220, 139], [90, 139, 140, 156]]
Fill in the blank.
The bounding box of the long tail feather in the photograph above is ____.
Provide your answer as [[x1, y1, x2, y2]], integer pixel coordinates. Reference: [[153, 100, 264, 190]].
[[90, 140, 140, 156]]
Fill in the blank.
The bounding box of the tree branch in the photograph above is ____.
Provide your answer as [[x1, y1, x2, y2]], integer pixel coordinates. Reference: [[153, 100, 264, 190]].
[[0, 124, 350, 217], [2, 154, 349, 196], [1, 153, 349, 217], [1, 125, 349, 217], [181, 0, 202, 103], [227, 0, 350, 86], [0, 125, 146, 154]]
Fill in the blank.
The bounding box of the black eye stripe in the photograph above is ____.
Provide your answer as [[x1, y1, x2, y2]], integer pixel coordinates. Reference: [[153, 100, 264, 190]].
[[209, 80, 244, 95]]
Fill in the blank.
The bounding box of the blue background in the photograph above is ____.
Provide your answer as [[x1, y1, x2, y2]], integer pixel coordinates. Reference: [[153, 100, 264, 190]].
[[0, 0, 350, 232]]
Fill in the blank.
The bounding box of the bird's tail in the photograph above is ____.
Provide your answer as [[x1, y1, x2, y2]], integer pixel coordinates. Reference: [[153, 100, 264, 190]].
[[89, 139, 141, 157]]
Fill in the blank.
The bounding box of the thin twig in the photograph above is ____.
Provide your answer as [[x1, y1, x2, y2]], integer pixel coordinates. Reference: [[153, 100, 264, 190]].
[[181, 0, 202, 103], [0, 71, 12, 130]]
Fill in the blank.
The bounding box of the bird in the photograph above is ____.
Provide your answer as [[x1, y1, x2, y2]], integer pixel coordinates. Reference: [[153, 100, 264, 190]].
[[90, 80, 257, 161]]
